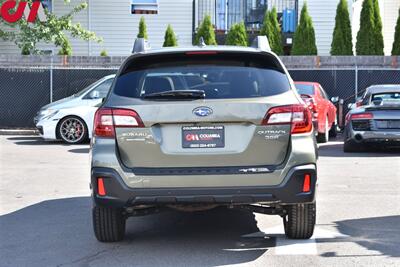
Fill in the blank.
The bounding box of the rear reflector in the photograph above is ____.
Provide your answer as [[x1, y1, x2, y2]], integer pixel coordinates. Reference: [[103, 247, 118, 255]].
[[94, 108, 144, 138], [97, 178, 106, 196], [350, 113, 373, 120], [262, 104, 313, 134], [303, 174, 311, 193]]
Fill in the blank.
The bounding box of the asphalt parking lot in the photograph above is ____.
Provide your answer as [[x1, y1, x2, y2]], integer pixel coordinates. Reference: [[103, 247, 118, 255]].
[[0, 135, 399, 267]]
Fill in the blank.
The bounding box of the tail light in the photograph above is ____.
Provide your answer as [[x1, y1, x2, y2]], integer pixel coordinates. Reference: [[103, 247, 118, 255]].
[[94, 108, 144, 138], [350, 113, 373, 120], [262, 104, 313, 134]]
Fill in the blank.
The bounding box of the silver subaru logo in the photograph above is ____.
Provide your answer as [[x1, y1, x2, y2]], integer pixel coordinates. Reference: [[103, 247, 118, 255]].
[[193, 107, 213, 117]]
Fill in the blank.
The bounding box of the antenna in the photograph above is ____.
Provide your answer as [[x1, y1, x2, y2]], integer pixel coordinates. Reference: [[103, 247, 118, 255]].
[[251, 36, 271, 52], [132, 38, 151, 54]]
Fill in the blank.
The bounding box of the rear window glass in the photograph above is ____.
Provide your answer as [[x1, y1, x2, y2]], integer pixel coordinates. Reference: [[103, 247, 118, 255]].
[[372, 93, 400, 104], [113, 53, 290, 99], [295, 84, 315, 95]]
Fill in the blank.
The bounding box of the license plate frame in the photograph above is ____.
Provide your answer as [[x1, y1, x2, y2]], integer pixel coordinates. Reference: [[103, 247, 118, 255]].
[[182, 126, 225, 148]]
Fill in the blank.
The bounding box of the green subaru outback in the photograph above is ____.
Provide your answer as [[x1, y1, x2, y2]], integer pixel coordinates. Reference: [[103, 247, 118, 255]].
[[90, 40, 318, 242]]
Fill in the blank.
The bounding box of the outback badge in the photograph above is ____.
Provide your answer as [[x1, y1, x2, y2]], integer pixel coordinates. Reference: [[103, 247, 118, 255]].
[[193, 107, 213, 117]]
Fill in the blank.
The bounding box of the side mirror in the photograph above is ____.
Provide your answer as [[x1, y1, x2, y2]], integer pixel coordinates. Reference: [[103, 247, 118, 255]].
[[89, 90, 100, 99], [331, 96, 339, 103]]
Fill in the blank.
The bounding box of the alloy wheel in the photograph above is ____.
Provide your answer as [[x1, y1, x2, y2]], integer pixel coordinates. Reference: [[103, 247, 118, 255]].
[[60, 117, 85, 143]]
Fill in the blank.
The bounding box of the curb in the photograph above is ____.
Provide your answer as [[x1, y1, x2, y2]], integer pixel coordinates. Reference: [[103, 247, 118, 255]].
[[0, 129, 39, 136]]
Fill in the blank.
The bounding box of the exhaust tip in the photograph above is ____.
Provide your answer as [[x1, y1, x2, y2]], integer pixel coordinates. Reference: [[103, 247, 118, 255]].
[[354, 134, 363, 142]]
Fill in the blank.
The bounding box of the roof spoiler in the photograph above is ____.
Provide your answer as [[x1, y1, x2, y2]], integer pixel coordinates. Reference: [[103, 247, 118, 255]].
[[251, 36, 271, 52], [132, 38, 151, 54]]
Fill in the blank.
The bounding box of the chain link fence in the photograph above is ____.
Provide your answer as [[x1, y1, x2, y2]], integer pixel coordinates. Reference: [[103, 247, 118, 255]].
[[0, 57, 399, 128]]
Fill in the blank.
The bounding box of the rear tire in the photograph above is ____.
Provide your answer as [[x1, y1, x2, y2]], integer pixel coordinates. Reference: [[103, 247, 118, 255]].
[[317, 117, 329, 143], [329, 118, 338, 138], [283, 203, 316, 239], [93, 206, 126, 242]]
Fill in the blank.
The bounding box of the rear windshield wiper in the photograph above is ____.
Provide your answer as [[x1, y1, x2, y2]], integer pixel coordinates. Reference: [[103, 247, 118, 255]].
[[141, 90, 205, 100]]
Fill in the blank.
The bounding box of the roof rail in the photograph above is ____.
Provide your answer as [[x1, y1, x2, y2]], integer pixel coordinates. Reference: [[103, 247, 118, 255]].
[[251, 36, 271, 52], [132, 38, 151, 54]]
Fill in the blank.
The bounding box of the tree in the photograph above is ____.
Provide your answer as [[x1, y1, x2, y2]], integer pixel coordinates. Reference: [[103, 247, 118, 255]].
[[100, 50, 108, 57], [163, 24, 178, 47], [194, 15, 217, 45], [291, 3, 318, 55], [331, 0, 353, 55], [137, 16, 148, 40], [392, 9, 400, 55], [57, 36, 72, 56], [356, 0, 375, 55], [372, 0, 384, 55], [261, 7, 283, 55], [225, 22, 248, 46], [0, 0, 102, 55]]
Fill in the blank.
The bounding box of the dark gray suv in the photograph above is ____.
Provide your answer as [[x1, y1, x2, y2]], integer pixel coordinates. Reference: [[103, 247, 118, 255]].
[[90, 42, 318, 242]]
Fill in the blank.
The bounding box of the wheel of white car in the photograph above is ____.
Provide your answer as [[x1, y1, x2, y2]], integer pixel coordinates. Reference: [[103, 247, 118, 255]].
[[58, 116, 88, 144]]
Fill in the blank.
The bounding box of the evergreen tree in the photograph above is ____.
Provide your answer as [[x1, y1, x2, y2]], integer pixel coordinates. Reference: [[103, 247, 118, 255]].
[[392, 9, 400, 55], [291, 3, 318, 55], [194, 15, 217, 45], [225, 22, 248, 46], [137, 16, 148, 40], [163, 24, 178, 47], [261, 7, 283, 55], [331, 0, 353, 55], [356, 0, 375, 55], [372, 0, 384, 55]]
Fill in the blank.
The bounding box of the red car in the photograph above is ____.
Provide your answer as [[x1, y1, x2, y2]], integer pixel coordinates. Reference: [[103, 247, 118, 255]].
[[294, 81, 338, 143]]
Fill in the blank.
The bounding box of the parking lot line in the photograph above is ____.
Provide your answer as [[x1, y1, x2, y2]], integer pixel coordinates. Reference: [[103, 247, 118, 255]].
[[254, 225, 348, 255], [275, 237, 318, 255]]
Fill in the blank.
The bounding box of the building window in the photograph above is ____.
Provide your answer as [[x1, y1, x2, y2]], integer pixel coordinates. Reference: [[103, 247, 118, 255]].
[[41, 0, 52, 12], [131, 0, 158, 14]]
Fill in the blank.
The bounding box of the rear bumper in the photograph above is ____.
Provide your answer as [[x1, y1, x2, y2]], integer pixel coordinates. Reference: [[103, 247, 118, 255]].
[[349, 129, 400, 143], [91, 164, 317, 208]]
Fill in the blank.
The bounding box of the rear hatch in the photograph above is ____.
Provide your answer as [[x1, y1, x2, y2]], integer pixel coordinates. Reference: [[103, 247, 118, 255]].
[[106, 51, 300, 170]]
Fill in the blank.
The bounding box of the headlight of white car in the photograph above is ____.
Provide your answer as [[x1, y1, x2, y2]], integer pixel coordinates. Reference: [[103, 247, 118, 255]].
[[39, 109, 59, 120]]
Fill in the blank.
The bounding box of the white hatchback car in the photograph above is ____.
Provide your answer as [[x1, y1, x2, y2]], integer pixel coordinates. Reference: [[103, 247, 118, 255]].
[[34, 75, 115, 144]]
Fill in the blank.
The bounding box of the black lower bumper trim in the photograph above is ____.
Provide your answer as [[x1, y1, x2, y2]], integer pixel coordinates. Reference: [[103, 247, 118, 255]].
[[36, 126, 43, 135], [91, 165, 317, 208]]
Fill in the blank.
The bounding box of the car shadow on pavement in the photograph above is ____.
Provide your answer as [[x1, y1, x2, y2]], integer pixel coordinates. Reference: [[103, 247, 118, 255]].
[[319, 215, 400, 258], [68, 148, 90, 154], [318, 142, 400, 157], [6, 136, 68, 146], [0, 197, 273, 267]]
